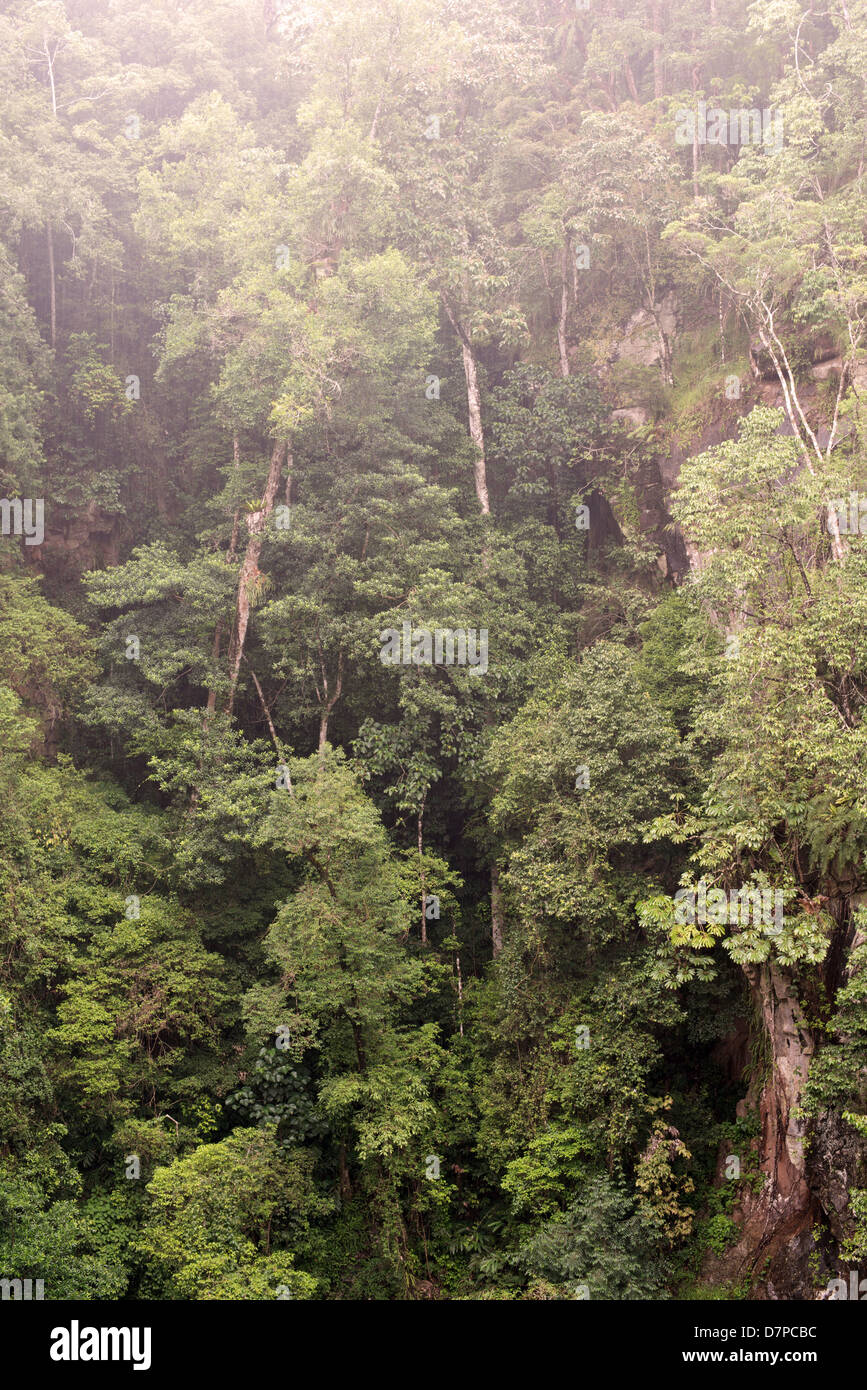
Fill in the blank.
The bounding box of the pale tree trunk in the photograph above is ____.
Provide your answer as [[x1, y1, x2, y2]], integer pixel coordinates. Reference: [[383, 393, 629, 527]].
[[245, 657, 290, 792], [623, 57, 639, 103], [680, 252, 849, 561], [442, 297, 490, 514], [368, 95, 383, 142], [44, 42, 59, 348], [691, 66, 701, 201], [226, 440, 287, 714], [460, 339, 490, 513], [650, 1, 664, 98], [205, 623, 221, 718], [491, 864, 504, 958], [418, 795, 427, 946], [46, 223, 56, 348], [557, 245, 570, 378], [651, 310, 673, 387], [316, 650, 344, 753], [205, 435, 242, 719], [229, 434, 241, 560], [755, 310, 847, 561], [43, 39, 58, 116]]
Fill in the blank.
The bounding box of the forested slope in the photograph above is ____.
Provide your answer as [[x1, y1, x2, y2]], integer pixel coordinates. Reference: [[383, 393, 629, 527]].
[[1, 0, 866, 1301]]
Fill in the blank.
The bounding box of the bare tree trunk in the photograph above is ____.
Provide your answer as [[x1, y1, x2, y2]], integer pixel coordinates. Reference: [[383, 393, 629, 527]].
[[368, 97, 382, 142], [755, 312, 846, 561], [650, 1, 664, 98], [226, 440, 287, 714], [491, 864, 504, 957], [203, 435, 242, 719], [461, 339, 490, 513], [650, 308, 674, 386], [244, 656, 286, 774], [46, 223, 56, 348], [691, 66, 701, 201], [461, 339, 489, 514], [205, 622, 222, 717], [229, 434, 241, 561], [418, 793, 427, 945], [557, 245, 570, 378], [623, 57, 639, 102], [43, 35, 60, 352], [317, 651, 344, 753], [442, 297, 490, 514], [719, 962, 815, 1295], [43, 39, 58, 116], [338, 1141, 352, 1199]]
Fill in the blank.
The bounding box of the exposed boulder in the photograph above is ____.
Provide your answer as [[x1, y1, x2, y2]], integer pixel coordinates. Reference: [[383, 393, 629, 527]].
[[26, 499, 121, 574], [615, 292, 678, 376], [811, 356, 843, 381], [809, 1109, 866, 1252], [610, 405, 650, 428]]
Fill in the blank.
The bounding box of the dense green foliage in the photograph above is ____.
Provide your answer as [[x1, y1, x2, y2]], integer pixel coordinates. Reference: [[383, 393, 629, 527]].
[[1, 0, 866, 1301]]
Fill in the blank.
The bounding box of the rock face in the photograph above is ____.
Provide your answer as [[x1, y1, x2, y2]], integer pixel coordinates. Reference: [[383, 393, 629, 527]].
[[27, 499, 121, 574], [610, 406, 650, 428], [810, 1109, 866, 1255], [811, 357, 843, 381], [615, 292, 678, 371], [809, 910, 867, 1285]]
